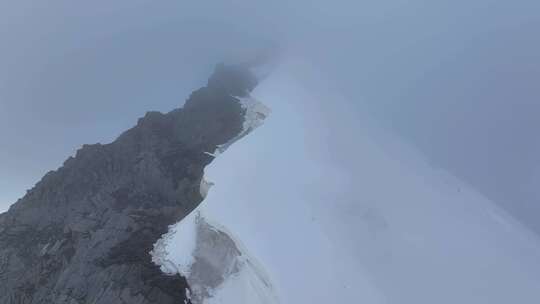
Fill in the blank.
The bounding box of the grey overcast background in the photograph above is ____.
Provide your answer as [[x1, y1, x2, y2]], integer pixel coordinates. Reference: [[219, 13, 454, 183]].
[[1, 1, 540, 233]]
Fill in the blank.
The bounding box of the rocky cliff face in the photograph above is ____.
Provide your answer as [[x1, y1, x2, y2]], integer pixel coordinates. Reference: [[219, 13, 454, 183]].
[[0, 64, 257, 304]]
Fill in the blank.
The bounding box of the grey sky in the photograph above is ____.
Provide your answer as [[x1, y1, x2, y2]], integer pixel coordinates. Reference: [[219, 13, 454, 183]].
[[1, 0, 540, 233]]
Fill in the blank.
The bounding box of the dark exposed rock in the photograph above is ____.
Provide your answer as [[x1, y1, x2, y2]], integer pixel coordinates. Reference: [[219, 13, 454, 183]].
[[207, 63, 258, 97], [0, 64, 257, 303]]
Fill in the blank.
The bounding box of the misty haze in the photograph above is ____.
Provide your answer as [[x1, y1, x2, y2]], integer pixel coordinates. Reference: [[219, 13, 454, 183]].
[[0, 1, 539, 303]]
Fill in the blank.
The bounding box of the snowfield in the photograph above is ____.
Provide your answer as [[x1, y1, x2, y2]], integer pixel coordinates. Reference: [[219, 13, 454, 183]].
[[155, 58, 540, 304]]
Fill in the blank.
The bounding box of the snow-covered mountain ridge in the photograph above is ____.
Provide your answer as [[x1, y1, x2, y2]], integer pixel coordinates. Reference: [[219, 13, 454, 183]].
[[160, 58, 540, 304]]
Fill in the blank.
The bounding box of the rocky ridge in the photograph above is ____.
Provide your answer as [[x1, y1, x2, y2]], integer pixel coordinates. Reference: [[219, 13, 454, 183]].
[[0, 64, 258, 304]]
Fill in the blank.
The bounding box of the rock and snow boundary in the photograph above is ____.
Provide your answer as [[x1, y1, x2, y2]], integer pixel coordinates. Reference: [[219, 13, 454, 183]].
[[151, 93, 275, 304]]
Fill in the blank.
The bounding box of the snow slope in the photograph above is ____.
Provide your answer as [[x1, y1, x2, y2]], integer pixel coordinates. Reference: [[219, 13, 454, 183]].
[[161, 58, 540, 304]]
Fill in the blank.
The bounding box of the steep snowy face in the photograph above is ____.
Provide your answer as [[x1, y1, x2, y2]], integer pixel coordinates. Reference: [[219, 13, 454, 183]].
[[163, 58, 540, 304]]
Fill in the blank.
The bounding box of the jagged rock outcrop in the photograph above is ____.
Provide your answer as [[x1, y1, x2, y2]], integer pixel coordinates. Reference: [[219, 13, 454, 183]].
[[0, 64, 257, 304]]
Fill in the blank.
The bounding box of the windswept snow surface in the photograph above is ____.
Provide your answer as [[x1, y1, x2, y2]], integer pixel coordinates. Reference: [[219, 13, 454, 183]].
[[163, 58, 540, 304]]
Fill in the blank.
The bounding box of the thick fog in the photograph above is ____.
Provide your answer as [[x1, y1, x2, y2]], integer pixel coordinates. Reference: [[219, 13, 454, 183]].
[[1, 0, 540, 240]]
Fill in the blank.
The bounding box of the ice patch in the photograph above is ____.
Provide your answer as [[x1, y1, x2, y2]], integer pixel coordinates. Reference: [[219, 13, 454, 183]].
[[237, 96, 271, 133], [185, 212, 279, 304]]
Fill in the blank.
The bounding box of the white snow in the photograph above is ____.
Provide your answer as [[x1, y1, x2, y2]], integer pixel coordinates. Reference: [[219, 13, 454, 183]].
[[151, 211, 198, 276], [205, 263, 279, 304], [159, 57, 540, 304]]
